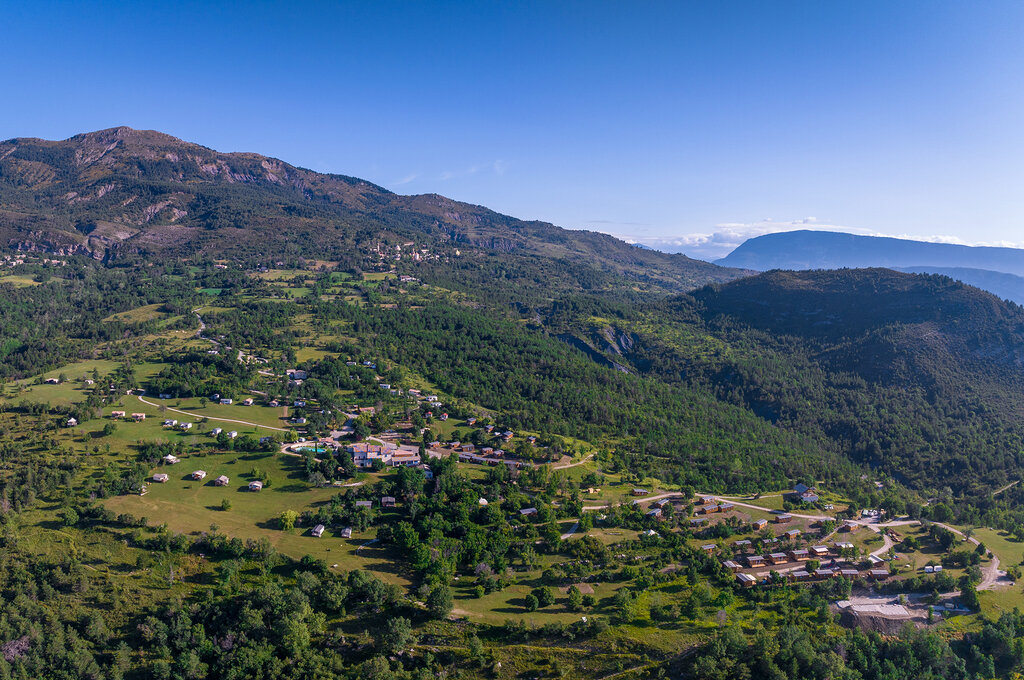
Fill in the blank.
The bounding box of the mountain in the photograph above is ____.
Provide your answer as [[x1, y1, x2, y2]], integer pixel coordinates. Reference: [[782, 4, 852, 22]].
[[716, 229, 1024, 274], [894, 266, 1024, 306], [0, 127, 745, 294], [560, 267, 1024, 492]]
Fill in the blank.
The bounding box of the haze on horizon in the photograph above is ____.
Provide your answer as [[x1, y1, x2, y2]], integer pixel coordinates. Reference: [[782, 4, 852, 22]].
[[3, 1, 1023, 260]]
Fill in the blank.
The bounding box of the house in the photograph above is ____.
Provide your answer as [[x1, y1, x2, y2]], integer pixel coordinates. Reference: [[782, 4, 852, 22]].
[[466, 417, 477, 425], [355, 500, 372, 509], [340, 527, 353, 539], [653, 498, 670, 509], [736, 572, 758, 588], [788, 570, 811, 582], [701, 504, 720, 514], [753, 519, 769, 530], [840, 569, 860, 578], [868, 569, 890, 581], [789, 549, 810, 561], [835, 541, 855, 551], [192, 470, 207, 480], [814, 568, 835, 579], [841, 520, 860, 532], [227, 431, 237, 439], [689, 517, 707, 528], [220, 398, 233, 405], [311, 524, 325, 538], [439, 413, 448, 421], [794, 483, 811, 494], [111, 411, 126, 418], [646, 508, 663, 518], [153, 473, 169, 483], [722, 560, 741, 572], [215, 475, 229, 486], [632, 488, 649, 496], [502, 430, 514, 440], [519, 507, 538, 518], [868, 554, 884, 565], [66, 417, 77, 427], [131, 413, 146, 421], [733, 539, 752, 550], [211, 427, 223, 436], [810, 545, 830, 557], [746, 554, 767, 568], [248, 480, 263, 491], [784, 529, 801, 540], [484, 424, 494, 433], [163, 454, 180, 464], [718, 503, 735, 512], [381, 496, 396, 508], [697, 495, 715, 505], [526, 436, 537, 444], [700, 544, 717, 554], [775, 514, 793, 523], [768, 552, 788, 565]]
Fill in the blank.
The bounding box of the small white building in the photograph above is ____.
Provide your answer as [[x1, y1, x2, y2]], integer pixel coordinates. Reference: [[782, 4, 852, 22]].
[[311, 524, 326, 538], [249, 480, 263, 491], [192, 470, 207, 480], [153, 473, 169, 483]]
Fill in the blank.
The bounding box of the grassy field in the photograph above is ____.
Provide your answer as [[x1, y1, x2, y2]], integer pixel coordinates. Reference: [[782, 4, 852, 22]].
[[103, 303, 167, 324], [104, 451, 410, 585]]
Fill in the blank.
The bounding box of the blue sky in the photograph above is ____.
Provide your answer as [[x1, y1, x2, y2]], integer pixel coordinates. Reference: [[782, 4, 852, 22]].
[[4, 1, 1024, 259]]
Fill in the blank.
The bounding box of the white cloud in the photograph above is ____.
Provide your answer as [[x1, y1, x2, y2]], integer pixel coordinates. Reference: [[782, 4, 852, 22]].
[[609, 219, 1024, 261], [439, 160, 508, 181], [393, 173, 419, 186]]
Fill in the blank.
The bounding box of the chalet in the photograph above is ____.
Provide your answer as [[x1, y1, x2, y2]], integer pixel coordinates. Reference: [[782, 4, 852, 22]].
[[631, 488, 649, 496], [227, 431, 237, 439], [311, 524, 325, 538], [753, 519, 769, 530], [646, 508, 663, 518], [131, 413, 146, 421], [840, 569, 860, 578], [526, 436, 537, 445], [653, 498, 670, 509], [192, 470, 207, 480], [700, 544, 717, 554], [841, 520, 860, 532], [111, 411, 126, 418], [733, 539, 752, 550], [519, 507, 538, 518], [699, 504, 719, 515], [484, 424, 495, 433], [220, 398, 233, 405], [768, 552, 788, 565], [789, 549, 810, 561], [810, 545, 830, 557], [153, 473, 169, 483], [439, 413, 448, 421], [784, 529, 801, 540], [746, 554, 767, 568], [868, 554, 884, 565], [718, 503, 735, 512], [800, 491, 820, 503], [775, 513, 793, 523], [736, 572, 757, 588], [502, 430, 514, 440], [814, 568, 835, 579], [868, 569, 890, 581], [466, 417, 477, 425], [248, 480, 263, 491], [788, 570, 811, 582], [355, 500, 373, 509], [462, 444, 476, 453], [689, 518, 707, 528], [482, 447, 494, 455], [722, 560, 741, 572], [340, 527, 353, 539], [215, 475, 229, 486], [211, 427, 223, 436], [381, 496, 396, 508], [697, 496, 715, 505], [163, 455, 180, 464]]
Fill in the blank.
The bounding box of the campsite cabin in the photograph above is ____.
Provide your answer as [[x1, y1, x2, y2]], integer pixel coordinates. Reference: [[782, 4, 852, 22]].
[[311, 524, 325, 538]]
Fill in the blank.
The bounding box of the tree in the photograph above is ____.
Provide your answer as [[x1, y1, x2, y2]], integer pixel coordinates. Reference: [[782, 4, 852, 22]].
[[380, 616, 413, 654], [61, 507, 79, 527], [525, 593, 539, 612], [567, 584, 583, 611], [220, 499, 232, 511], [280, 509, 299, 531], [426, 583, 453, 620], [532, 586, 555, 608]]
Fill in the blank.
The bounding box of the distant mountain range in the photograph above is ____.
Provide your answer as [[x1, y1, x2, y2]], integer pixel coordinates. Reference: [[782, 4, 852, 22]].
[[715, 230, 1024, 304], [0, 127, 745, 294]]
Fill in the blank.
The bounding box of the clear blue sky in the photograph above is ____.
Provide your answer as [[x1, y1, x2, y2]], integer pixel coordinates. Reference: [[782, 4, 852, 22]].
[[4, 1, 1024, 258]]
